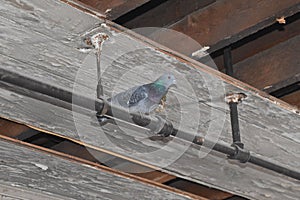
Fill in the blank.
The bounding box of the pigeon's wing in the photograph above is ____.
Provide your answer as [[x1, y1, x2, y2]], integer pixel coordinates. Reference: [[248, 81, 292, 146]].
[[128, 85, 149, 107], [109, 85, 148, 107], [129, 97, 158, 114]]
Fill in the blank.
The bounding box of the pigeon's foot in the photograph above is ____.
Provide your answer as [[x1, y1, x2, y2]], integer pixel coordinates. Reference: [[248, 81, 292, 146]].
[[156, 95, 167, 113], [97, 116, 114, 126], [148, 135, 172, 143], [90, 111, 115, 126]]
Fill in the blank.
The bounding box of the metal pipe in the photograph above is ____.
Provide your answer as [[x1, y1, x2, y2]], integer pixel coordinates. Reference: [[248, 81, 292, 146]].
[[229, 102, 242, 145], [0, 68, 299, 180], [96, 50, 104, 99], [0, 68, 104, 112], [90, 32, 109, 99], [249, 154, 300, 180], [223, 47, 233, 76]]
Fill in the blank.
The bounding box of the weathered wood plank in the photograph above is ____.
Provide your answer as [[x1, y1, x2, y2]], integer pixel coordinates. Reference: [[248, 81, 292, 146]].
[[1, 76, 300, 200], [134, 171, 176, 183], [264, 73, 300, 94], [234, 35, 300, 90], [0, 183, 68, 200], [169, 0, 300, 54], [213, 13, 300, 71], [169, 180, 233, 200], [281, 90, 300, 108], [77, 0, 151, 19], [0, 0, 300, 199], [0, 118, 29, 138], [0, 138, 192, 200], [122, 0, 216, 28]]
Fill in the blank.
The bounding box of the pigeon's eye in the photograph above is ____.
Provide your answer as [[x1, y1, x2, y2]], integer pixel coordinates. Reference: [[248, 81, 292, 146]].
[[168, 76, 171, 79]]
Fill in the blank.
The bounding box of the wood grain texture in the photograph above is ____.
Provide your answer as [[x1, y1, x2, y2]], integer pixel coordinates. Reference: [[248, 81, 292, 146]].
[[169, 0, 299, 54], [234, 35, 300, 89], [0, 183, 68, 200], [281, 90, 300, 108], [0, 118, 29, 137], [0, 138, 192, 200], [0, 0, 300, 199], [77, 0, 150, 19], [123, 0, 216, 28], [213, 15, 300, 71]]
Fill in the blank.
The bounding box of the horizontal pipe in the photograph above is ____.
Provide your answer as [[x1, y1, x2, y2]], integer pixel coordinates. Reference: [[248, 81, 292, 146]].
[[249, 154, 300, 180], [0, 68, 299, 180], [0, 68, 104, 112]]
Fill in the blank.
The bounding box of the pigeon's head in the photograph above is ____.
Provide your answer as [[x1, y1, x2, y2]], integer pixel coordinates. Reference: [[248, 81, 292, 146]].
[[155, 73, 177, 89]]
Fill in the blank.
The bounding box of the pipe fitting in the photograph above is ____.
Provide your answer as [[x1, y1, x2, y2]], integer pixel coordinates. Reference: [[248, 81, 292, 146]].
[[228, 144, 251, 163]]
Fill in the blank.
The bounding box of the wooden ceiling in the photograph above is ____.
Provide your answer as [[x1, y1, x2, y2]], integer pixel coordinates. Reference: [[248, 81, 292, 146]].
[[0, 0, 299, 199], [78, 0, 300, 108]]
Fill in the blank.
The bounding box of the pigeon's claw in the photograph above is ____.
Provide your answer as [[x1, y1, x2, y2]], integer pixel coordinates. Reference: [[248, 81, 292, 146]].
[[156, 95, 167, 113]]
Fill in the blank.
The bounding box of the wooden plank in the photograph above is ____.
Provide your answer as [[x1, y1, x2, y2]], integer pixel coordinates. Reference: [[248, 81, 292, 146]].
[[234, 35, 300, 90], [1, 75, 300, 200], [169, 0, 300, 55], [0, 137, 193, 200], [122, 0, 216, 28], [0, 119, 29, 138], [281, 90, 300, 108], [134, 171, 176, 183], [0, 0, 300, 199], [51, 140, 103, 162], [0, 184, 68, 200], [77, 0, 150, 19], [213, 13, 300, 71], [263, 73, 300, 94], [169, 180, 233, 200]]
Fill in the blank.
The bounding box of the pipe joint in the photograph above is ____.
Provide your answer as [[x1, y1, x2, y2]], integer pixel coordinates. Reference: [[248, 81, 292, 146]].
[[228, 144, 251, 163]]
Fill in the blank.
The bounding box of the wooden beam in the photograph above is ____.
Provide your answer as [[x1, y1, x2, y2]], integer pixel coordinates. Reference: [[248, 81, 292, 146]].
[[0, 119, 29, 138], [0, 137, 194, 200], [281, 90, 300, 108], [51, 141, 101, 162], [234, 35, 300, 90], [1, 0, 300, 199], [169, 180, 234, 200], [213, 13, 300, 71], [0, 117, 225, 199], [169, 0, 300, 55], [123, 0, 216, 28], [263, 73, 300, 94], [77, 0, 151, 19], [135, 171, 176, 183], [1, 59, 300, 199], [0, 184, 68, 200]]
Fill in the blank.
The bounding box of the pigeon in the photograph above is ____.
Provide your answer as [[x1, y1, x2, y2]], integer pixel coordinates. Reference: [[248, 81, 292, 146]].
[[109, 73, 177, 116]]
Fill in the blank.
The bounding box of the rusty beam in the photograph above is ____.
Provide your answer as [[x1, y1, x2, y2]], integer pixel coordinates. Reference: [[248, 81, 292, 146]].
[[169, 0, 300, 55], [233, 35, 300, 90], [122, 0, 216, 28]]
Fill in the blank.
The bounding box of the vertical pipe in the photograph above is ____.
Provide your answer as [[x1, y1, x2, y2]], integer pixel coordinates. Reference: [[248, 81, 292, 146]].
[[224, 47, 234, 76], [96, 50, 103, 99], [229, 102, 243, 148]]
